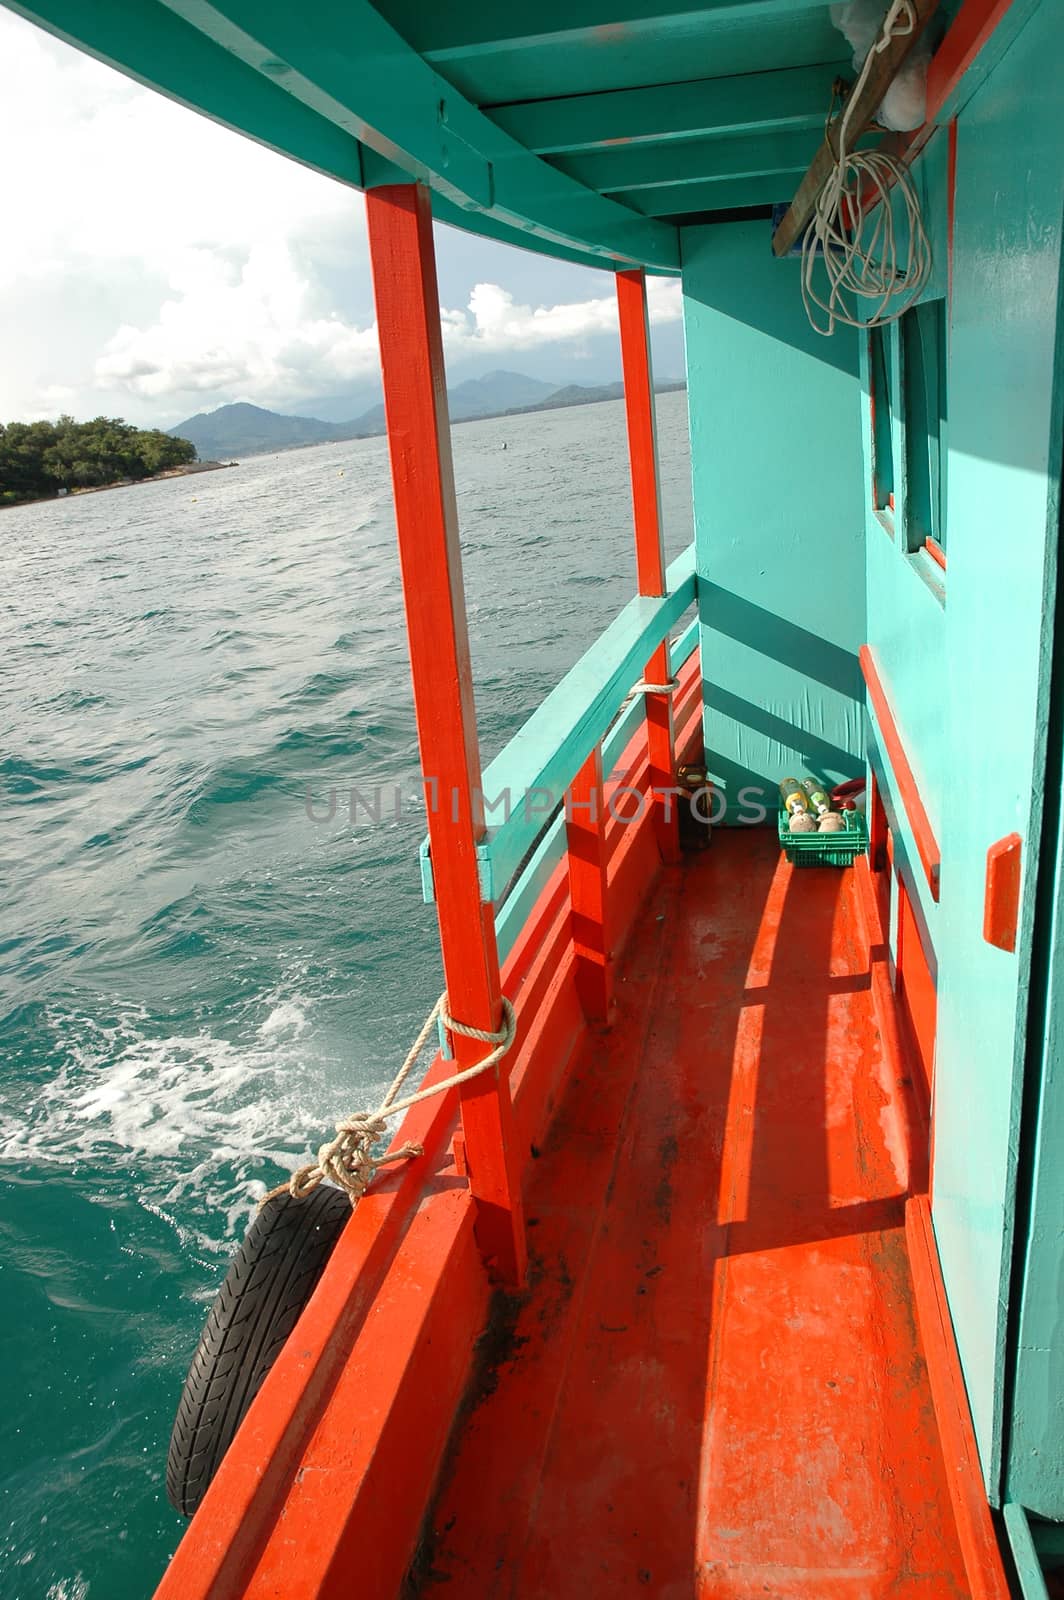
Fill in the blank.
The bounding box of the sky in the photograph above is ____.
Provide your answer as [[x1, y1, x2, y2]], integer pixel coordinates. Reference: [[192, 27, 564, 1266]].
[[0, 11, 686, 430]]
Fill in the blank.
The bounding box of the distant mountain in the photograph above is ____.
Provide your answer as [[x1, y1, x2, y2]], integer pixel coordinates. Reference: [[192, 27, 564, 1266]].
[[499, 378, 686, 417], [521, 381, 628, 411], [170, 402, 360, 461], [447, 369, 557, 419], [296, 368, 568, 425], [348, 403, 385, 436], [170, 371, 685, 460], [296, 381, 383, 424]]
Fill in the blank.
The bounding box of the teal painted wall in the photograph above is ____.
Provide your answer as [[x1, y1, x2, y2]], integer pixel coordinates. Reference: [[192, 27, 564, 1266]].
[[934, 0, 1064, 1496], [1010, 671, 1064, 1520], [682, 221, 866, 823], [683, 0, 1064, 1506], [997, 2, 1064, 1518], [853, 0, 1064, 1497]]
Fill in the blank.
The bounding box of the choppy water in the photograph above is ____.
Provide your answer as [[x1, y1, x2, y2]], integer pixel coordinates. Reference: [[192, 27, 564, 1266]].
[[0, 392, 692, 1599]]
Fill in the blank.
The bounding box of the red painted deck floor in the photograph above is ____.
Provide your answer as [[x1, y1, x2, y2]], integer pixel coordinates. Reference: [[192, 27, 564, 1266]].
[[411, 831, 968, 1599]]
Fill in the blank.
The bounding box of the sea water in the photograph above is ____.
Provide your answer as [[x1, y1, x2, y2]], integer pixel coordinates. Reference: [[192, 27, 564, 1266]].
[[0, 392, 692, 1599]]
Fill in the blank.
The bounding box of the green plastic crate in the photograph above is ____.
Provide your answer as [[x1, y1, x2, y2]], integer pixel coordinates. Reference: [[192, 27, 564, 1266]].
[[778, 806, 868, 868]]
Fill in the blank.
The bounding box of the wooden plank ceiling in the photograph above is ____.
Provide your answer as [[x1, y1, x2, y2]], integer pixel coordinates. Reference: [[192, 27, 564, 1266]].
[[1, 0, 958, 269], [374, 0, 850, 245]]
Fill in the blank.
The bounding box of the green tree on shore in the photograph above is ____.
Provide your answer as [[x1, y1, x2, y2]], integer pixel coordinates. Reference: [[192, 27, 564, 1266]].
[[0, 415, 197, 505]]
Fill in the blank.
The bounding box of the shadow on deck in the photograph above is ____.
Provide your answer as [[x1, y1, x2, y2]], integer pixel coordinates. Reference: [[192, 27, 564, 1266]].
[[410, 829, 966, 1599]]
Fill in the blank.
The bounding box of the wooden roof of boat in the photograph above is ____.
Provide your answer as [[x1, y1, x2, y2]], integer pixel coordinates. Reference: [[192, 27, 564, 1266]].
[[3, 0, 968, 272]]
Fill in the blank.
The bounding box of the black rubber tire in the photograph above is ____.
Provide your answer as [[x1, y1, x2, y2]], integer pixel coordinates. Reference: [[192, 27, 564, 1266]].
[[166, 1185, 351, 1517]]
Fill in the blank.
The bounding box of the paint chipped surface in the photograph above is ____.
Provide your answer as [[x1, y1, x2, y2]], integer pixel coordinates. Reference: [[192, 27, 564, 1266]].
[[412, 832, 967, 1597]]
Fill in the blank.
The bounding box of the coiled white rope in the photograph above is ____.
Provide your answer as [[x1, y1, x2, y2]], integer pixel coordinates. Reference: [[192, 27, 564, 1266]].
[[261, 994, 517, 1208], [801, 0, 932, 335]]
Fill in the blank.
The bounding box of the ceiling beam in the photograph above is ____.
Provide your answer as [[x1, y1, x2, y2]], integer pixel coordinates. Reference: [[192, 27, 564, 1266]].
[[430, 193, 671, 273], [156, 0, 680, 268], [380, 0, 833, 61], [926, 0, 1036, 121], [550, 126, 818, 192], [361, 151, 657, 272], [618, 171, 808, 215], [488, 61, 845, 153]]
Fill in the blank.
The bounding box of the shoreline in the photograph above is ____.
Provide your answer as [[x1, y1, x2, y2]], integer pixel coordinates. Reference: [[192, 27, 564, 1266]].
[[2, 459, 237, 511]]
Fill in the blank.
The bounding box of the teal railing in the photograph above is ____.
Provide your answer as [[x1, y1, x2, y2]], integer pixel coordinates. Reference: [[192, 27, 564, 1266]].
[[419, 543, 698, 962]]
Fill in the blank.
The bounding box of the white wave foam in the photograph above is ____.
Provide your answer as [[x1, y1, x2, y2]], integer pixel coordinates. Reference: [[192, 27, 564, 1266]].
[[0, 1000, 335, 1252], [46, 1579, 88, 1600], [257, 1000, 309, 1039]]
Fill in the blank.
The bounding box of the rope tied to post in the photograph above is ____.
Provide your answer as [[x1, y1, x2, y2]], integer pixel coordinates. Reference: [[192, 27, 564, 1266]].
[[621, 674, 679, 712], [629, 676, 679, 696], [261, 993, 517, 1209]]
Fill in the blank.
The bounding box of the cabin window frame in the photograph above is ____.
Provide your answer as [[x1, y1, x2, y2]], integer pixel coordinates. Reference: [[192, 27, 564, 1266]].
[[898, 297, 949, 564], [864, 297, 948, 596], [869, 323, 896, 522]]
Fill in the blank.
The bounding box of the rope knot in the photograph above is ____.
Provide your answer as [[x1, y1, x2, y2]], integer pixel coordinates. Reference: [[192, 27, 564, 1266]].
[[261, 992, 516, 1210], [440, 996, 516, 1051]]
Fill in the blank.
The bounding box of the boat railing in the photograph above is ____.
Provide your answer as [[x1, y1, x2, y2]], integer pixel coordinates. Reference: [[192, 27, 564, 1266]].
[[417, 542, 698, 954], [491, 602, 699, 965]]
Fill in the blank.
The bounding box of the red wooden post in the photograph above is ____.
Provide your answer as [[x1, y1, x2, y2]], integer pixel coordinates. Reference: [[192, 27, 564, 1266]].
[[366, 184, 526, 1286], [617, 268, 680, 864], [565, 746, 613, 1024]]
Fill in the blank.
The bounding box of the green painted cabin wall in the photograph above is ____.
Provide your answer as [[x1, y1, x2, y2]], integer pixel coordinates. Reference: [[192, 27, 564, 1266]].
[[683, 5, 1064, 1503], [1011, 692, 1064, 1522], [854, 0, 1064, 1501], [935, 0, 1064, 1499], [681, 221, 866, 824], [992, 0, 1064, 1520]]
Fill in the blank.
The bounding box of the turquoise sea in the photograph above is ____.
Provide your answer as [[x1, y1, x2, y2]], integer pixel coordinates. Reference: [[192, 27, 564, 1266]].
[[0, 391, 691, 1599]]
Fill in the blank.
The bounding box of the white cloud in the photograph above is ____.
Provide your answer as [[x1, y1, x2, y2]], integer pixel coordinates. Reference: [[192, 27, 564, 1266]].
[[0, 12, 368, 420], [94, 269, 684, 409], [95, 243, 381, 403], [443, 281, 617, 350], [0, 14, 359, 290], [442, 277, 684, 354], [0, 12, 684, 424]]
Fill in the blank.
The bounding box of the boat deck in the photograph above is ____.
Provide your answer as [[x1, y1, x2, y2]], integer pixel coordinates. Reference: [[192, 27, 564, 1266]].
[[410, 830, 967, 1598]]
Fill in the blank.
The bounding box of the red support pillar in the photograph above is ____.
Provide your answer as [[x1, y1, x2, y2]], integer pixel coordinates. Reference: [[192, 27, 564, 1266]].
[[617, 268, 680, 864], [565, 746, 613, 1024], [366, 184, 526, 1287]]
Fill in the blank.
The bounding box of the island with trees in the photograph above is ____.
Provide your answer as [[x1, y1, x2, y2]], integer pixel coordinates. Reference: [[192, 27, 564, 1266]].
[[0, 415, 209, 507]]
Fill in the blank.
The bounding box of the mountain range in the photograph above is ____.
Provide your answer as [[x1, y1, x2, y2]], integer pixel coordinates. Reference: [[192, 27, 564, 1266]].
[[170, 369, 685, 460]]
